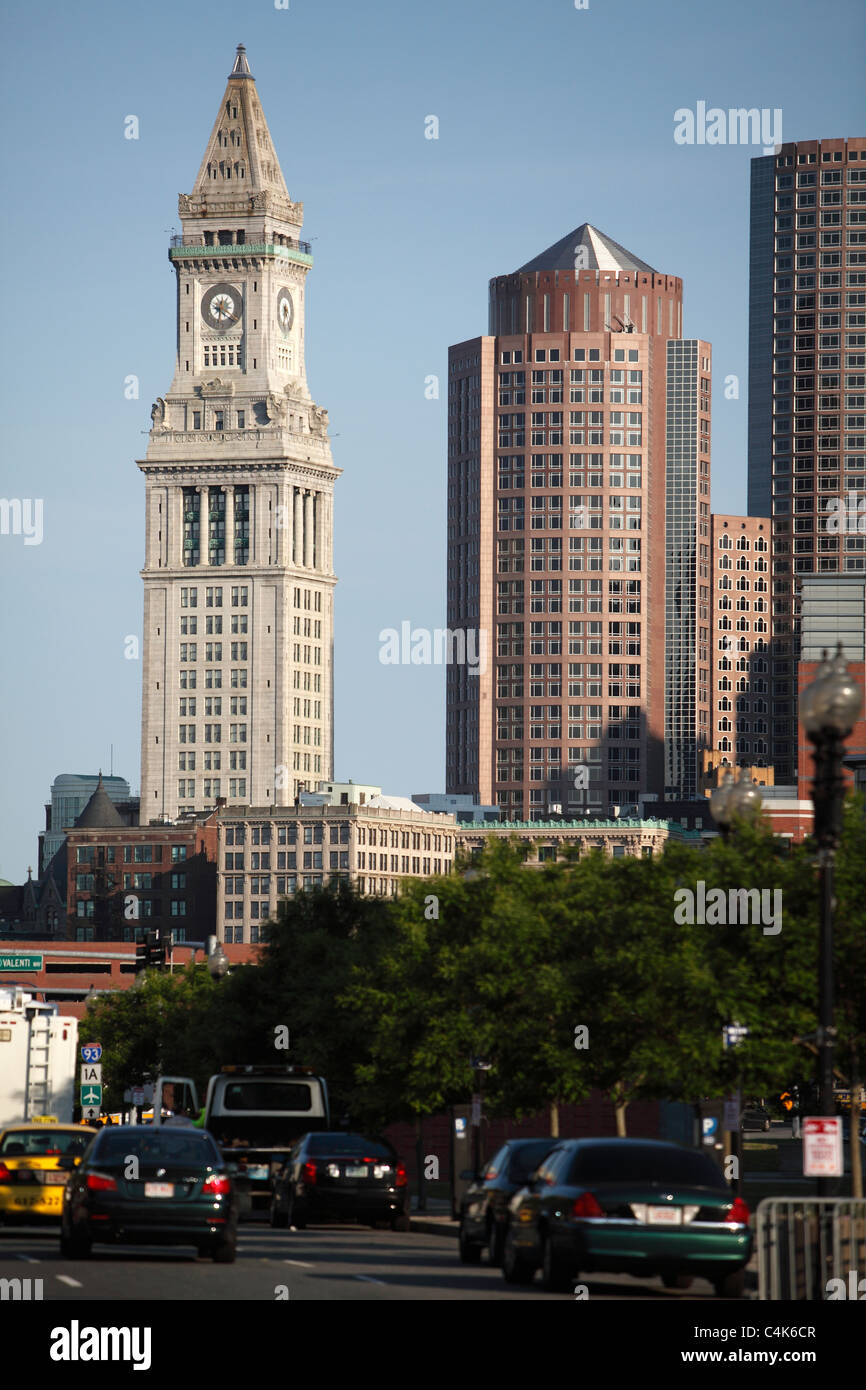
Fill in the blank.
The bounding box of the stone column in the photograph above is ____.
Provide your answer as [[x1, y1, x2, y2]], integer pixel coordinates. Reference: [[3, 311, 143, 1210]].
[[224, 485, 234, 567], [172, 486, 184, 569], [304, 491, 314, 569], [293, 487, 304, 567], [314, 492, 323, 572]]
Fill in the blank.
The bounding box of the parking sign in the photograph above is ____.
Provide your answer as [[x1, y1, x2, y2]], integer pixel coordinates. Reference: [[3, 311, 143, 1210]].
[[802, 1116, 844, 1177]]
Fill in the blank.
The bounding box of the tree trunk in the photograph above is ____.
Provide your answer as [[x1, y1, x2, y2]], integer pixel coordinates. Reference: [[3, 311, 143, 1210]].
[[615, 1098, 628, 1137], [550, 1101, 560, 1137]]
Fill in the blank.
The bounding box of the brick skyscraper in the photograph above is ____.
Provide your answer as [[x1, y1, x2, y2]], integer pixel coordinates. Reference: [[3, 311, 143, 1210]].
[[748, 136, 866, 782], [446, 225, 711, 820]]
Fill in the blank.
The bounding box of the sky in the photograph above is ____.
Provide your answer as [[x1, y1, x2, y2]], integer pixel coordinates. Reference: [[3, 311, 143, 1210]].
[[0, 0, 864, 880]]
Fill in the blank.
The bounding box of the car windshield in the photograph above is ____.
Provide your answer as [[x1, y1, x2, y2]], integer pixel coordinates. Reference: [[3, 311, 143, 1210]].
[[95, 1131, 222, 1168], [305, 1134, 392, 1158], [508, 1141, 558, 1181], [0, 1130, 91, 1157], [570, 1144, 728, 1190]]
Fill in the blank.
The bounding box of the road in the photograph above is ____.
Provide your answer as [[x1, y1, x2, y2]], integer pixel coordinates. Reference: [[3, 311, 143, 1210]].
[[0, 1221, 749, 1301]]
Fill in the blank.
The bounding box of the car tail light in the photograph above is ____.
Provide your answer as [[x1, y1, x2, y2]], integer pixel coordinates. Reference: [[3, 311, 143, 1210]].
[[202, 1173, 231, 1197], [395, 1162, 408, 1188], [301, 1161, 317, 1185], [725, 1197, 750, 1226], [0, 1163, 14, 1184], [86, 1172, 118, 1192], [572, 1192, 604, 1218]]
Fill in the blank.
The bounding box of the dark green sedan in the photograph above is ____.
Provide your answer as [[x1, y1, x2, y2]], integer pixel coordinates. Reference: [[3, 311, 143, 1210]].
[[503, 1138, 751, 1297], [60, 1126, 238, 1262]]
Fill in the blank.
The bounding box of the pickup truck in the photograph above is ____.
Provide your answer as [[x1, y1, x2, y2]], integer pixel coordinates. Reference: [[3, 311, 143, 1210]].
[[153, 1064, 329, 1216]]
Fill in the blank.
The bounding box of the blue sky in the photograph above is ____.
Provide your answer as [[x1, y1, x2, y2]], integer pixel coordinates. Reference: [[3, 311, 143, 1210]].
[[0, 0, 863, 879]]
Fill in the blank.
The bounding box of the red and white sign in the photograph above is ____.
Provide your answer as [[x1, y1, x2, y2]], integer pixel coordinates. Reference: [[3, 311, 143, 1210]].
[[802, 1116, 844, 1177]]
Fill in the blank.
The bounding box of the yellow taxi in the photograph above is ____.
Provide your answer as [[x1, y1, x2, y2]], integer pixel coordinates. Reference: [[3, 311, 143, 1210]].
[[0, 1118, 97, 1222]]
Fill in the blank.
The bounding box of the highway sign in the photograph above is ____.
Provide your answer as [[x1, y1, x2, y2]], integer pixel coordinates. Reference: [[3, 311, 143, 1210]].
[[132, 1087, 145, 1106], [0, 953, 43, 972], [80, 1084, 102, 1108], [81, 1064, 102, 1086], [802, 1116, 844, 1177], [82, 1105, 100, 1122], [81, 1044, 102, 1062]]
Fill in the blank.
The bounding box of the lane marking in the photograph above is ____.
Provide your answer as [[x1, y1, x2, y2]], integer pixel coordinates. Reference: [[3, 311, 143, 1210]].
[[283, 1258, 313, 1268], [17, 1255, 40, 1263], [354, 1274, 386, 1285], [56, 1275, 83, 1287]]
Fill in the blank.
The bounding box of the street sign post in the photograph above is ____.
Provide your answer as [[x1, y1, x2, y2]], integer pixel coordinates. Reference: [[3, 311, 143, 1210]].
[[0, 953, 43, 972], [802, 1116, 844, 1177], [723, 1024, 749, 1049]]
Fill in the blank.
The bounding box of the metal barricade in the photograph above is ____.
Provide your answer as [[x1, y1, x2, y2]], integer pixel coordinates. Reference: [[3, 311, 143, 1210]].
[[756, 1198, 866, 1300]]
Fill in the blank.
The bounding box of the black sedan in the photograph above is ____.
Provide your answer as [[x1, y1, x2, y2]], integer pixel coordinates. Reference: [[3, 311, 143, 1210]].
[[270, 1132, 410, 1231], [459, 1138, 557, 1265], [60, 1126, 238, 1262], [503, 1138, 752, 1297], [740, 1104, 772, 1132]]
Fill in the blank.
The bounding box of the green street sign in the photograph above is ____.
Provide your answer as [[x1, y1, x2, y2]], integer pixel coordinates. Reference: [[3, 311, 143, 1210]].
[[0, 954, 43, 972], [80, 1084, 102, 1108]]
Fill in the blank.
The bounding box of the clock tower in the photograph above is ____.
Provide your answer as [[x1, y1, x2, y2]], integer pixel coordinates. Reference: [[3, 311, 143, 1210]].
[[139, 45, 339, 822]]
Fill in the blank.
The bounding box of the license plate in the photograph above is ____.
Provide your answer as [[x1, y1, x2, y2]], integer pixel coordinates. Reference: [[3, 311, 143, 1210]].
[[246, 1166, 269, 1181], [648, 1205, 682, 1225], [43, 1172, 68, 1185], [344, 1166, 368, 1178], [144, 1182, 175, 1198]]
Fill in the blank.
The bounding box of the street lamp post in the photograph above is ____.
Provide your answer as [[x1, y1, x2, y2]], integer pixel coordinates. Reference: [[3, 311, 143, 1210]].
[[800, 644, 863, 1195], [710, 766, 763, 836], [206, 941, 229, 981]]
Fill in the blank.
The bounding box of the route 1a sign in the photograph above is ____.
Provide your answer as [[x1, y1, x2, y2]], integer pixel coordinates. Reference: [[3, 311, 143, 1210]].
[[802, 1116, 844, 1177], [81, 1064, 102, 1086]]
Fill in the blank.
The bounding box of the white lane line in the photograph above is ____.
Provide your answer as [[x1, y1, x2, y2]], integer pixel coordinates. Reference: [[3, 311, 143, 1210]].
[[56, 1275, 83, 1287], [283, 1258, 314, 1268], [17, 1255, 40, 1263], [354, 1274, 386, 1285]]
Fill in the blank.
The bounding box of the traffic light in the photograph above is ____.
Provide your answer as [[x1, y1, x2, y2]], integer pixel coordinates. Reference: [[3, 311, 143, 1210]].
[[135, 930, 166, 971]]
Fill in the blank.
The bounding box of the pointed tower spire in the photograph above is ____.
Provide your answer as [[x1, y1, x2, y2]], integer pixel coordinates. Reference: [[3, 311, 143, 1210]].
[[183, 45, 297, 218], [230, 43, 253, 78]]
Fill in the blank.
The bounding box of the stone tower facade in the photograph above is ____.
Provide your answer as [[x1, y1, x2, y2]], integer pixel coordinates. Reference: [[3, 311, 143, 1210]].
[[139, 46, 338, 823]]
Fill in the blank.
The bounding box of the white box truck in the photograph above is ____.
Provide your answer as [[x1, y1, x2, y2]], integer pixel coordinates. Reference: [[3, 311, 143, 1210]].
[[0, 987, 79, 1128]]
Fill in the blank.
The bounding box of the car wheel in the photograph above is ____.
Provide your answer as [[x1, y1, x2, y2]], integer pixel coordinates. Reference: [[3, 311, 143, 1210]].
[[488, 1220, 504, 1266], [459, 1221, 482, 1264], [270, 1201, 288, 1230], [288, 1199, 307, 1231], [714, 1269, 746, 1299], [60, 1229, 92, 1260], [213, 1237, 237, 1264], [540, 1231, 573, 1293], [662, 1273, 694, 1290], [502, 1232, 535, 1285]]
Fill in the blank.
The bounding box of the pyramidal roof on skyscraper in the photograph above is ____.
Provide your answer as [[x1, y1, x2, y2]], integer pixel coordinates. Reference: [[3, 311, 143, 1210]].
[[189, 44, 291, 204], [518, 224, 657, 274]]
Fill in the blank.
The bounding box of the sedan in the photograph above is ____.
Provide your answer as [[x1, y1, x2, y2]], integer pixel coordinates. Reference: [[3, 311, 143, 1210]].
[[740, 1104, 772, 1132], [61, 1126, 238, 1262], [0, 1123, 96, 1223], [459, 1138, 558, 1265], [271, 1132, 410, 1231], [503, 1138, 751, 1297]]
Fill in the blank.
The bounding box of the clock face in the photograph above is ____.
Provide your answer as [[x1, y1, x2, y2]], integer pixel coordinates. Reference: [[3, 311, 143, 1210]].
[[201, 282, 242, 331], [277, 288, 294, 336]]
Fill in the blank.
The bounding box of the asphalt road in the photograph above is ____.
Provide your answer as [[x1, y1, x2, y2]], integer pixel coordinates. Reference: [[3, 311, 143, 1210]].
[[0, 1222, 751, 1301]]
